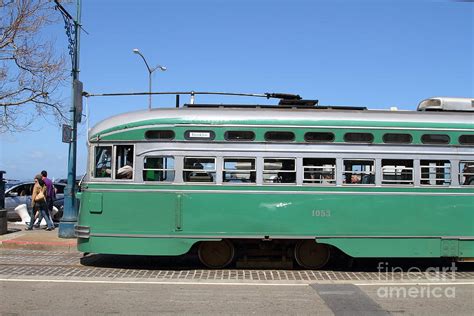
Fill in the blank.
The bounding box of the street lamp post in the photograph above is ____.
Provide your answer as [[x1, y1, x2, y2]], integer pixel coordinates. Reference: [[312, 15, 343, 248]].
[[132, 49, 166, 110], [55, 0, 82, 238]]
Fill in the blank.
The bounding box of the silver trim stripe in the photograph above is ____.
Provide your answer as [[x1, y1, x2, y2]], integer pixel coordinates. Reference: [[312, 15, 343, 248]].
[[88, 233, 474, 240], [83, 188, 474, 196], [175, 123, 474, 132], [75, 225, 90, 239], [97, 123, 474, 139], [135, 147, 474, 156]]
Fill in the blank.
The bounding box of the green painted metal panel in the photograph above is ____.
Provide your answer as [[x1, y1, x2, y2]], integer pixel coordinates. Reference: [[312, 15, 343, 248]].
[[78, 236, 204, 256], [316, 238, 441, 257], [441, 239, 459, 257], [77, 184, 474, 258], [459, 240, 474, 257], [88, 192, 103, 214]]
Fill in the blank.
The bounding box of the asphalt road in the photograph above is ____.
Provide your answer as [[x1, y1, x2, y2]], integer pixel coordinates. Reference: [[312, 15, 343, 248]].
[[2, 280, 473, 315], [1, 249, 473, 315]]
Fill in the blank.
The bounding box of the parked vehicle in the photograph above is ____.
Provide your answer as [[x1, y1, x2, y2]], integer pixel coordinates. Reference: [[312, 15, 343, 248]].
[[4, 181, 66, 222]]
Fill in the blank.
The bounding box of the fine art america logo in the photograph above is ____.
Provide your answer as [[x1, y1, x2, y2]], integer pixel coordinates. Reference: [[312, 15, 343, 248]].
[[376, 262, 457, 299]]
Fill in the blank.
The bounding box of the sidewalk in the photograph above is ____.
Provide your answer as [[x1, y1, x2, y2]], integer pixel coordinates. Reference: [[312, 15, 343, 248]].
[[0, 223, 77, 251]]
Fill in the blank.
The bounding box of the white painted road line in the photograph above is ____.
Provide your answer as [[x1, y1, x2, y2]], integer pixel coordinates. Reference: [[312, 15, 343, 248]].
[[1, 278, 474, 286], [0, 278, 307, 286]]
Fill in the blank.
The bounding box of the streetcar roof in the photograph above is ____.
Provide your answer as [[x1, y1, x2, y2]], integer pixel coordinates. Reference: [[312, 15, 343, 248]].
[[89, 106, 474, 140]]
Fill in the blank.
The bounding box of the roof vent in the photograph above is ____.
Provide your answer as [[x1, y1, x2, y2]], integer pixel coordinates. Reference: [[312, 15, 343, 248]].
[[417, 97, 474, 112], [278, 99, 319, 107]]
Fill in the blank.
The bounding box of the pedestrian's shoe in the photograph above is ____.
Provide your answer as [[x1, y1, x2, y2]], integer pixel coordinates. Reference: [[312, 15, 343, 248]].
[[24, 227, 33, 231], [46, 227, 54, 231], [33, 224, 40, 228]]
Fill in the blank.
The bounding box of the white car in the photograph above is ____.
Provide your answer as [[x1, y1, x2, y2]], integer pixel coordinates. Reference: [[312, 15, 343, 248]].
[[5, 181, 66, 222]]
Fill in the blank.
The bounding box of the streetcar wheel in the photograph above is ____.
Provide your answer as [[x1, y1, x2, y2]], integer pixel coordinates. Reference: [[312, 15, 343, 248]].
[[294, 240, 330, 269], [198, 240, 235, 268]]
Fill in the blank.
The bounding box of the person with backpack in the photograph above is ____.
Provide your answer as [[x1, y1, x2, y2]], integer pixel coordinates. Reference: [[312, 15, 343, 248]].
[[25, 174, 54, 231]]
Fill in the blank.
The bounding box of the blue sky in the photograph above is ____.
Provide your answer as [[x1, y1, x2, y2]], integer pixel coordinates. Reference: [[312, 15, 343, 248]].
[[1, 0, 472, 181]]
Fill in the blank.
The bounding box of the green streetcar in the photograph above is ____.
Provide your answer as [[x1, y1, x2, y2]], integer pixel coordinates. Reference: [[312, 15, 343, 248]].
[[76, 95, 474, 269]]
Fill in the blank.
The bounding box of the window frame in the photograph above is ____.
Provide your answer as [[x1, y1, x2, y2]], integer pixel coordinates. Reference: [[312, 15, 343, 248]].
[[224, 131, 256, 142], [113, 144, 135, 181], [145, 130, 175, 141], [421, 134, 450, 145], [142, 156, 176, 183], [382, 133, 413, 144], [459, 161, 474, 186], [92, 145, 113, 179], [183, 157, 217, 183], [262, 158, 297, 184], [264, 131, 295, 142], [302, 158, 336, 185], [343, 132, 374, 143], [222, 157, 257, 184], [343, 159, 376, 185], [304, 132, 335, 143], [420, 160, 452, 186], [459, 135, 474, 146], [381, 159, 414, 186]]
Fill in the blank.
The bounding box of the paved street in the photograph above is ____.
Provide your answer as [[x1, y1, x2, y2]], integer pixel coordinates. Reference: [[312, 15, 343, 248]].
[[1, 249, 474, 282], [1, 249, 473, 315]]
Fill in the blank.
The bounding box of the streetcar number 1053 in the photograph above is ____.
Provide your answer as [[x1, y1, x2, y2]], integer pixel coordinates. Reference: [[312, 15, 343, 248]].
[[312, 210, 331, 217]]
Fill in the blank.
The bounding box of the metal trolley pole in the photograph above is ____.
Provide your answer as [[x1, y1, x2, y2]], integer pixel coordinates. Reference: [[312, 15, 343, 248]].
[[55, 0, 83, 238]]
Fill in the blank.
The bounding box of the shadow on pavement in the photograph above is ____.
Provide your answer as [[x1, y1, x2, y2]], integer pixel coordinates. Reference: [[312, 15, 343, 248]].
[[80, 250, 474, 272]]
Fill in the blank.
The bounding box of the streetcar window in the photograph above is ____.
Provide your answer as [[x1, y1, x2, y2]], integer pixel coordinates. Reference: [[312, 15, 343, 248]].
[[145, 130, 175, 140], [344, 133, 374, 143], [304, 132, 335, 143], [421, 134, 450, 144], [115, 145, 134, 180], [143, 156, 175, 182], [94, 146, 112, 178], [223, 158, 256, 183], [459, 161, 474, 186], [381, 159, 413, 185], [224, 131, 255, 141], [263, 158, 296, 184], [303, 158, 336, 185], [183, 157, 216, 183], [382, 133, 413, 144], [420, 160, 451, 186], [264, 131, 295, 142], [343, 160, 375, 185], [459, 135, 474, 145], [184, 130, 215, 140]]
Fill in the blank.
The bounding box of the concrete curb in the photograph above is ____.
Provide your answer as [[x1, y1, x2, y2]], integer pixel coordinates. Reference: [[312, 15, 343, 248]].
[[0, 224, 77, 252], [0, 239, 77, 251]]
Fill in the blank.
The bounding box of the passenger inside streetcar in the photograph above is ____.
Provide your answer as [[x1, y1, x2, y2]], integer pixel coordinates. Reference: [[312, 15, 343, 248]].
[[350, 174, 361, 184], [463, 164, 474, 185], [115, 145, 134, 179]]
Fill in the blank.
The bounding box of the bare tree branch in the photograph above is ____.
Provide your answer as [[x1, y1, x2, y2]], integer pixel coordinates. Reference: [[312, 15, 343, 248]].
[[0, 0, 69, 132]]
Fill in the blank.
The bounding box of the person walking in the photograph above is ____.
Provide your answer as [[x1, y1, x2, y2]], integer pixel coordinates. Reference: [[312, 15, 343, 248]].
[[34, 170, 55, 228], [25, 174, 54, 231]]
